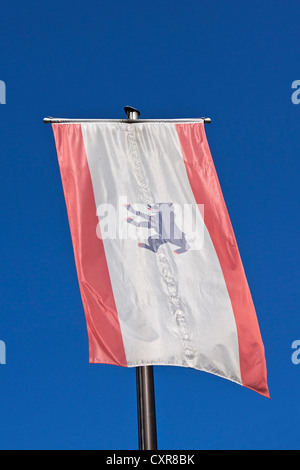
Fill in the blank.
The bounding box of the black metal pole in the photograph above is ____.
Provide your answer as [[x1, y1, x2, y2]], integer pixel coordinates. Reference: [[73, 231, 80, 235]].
[[136, 366, 157, 450], [124, 105, 158, 451]]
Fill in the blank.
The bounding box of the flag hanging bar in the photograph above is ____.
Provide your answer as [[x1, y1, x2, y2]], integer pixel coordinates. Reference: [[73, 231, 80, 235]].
[[43, 116, 212, 124]]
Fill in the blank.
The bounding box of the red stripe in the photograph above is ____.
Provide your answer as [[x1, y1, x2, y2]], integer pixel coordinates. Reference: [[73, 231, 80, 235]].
[[176, 123, 269, 398], [52, 124, 127, 366]]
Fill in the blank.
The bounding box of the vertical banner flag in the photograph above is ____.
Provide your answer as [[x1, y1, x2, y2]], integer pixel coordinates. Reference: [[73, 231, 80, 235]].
[[52, 121, 269, 397]]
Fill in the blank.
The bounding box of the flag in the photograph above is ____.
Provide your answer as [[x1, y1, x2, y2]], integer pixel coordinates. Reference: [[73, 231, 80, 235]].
[[52, 121, 269, 398]]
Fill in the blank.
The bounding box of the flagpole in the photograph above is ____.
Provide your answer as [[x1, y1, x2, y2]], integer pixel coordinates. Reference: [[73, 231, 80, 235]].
[[124, 105, 158, 451], [136, 364, 157, 450]]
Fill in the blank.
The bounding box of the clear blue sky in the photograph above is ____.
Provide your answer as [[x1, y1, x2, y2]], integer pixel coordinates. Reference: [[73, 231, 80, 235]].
[[0, 0, 299, 450]]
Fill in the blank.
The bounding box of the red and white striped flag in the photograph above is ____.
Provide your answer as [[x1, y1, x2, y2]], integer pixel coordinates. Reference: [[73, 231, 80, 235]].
[[52, 121, 269, 397]]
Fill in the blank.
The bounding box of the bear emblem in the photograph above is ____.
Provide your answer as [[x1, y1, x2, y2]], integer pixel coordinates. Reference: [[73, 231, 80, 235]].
[[125, 202, 190, 255]]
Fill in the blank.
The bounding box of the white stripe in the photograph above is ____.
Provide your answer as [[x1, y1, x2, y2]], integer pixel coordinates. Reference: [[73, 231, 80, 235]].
[[81, 122, 242, 384]]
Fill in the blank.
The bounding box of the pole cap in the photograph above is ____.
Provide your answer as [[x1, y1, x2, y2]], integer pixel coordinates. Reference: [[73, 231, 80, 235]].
[[124, 106, 141, 119]]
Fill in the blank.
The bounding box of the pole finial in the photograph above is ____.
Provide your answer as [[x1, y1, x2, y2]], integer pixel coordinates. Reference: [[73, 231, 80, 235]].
[[124, 106, 141, 120]]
